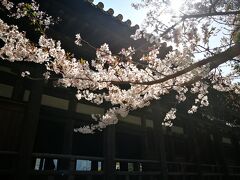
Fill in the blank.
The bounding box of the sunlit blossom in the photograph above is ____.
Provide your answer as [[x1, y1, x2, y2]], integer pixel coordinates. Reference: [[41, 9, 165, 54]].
[[1, 0, 239, 133]]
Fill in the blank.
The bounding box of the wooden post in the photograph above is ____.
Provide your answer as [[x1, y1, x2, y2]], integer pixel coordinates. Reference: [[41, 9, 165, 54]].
[[62, 94, 77, 154], [152, 104, 168, 180], [141, 116, 152, 160], [231, 134, 240, 165], [104, 125, 115, 180], [169, 135, 176, 162], [184, 119, 202, 180], [12, 65, 25, 101], [62, 94, 77, 180], [212, 131, 228, 179], [16, 66, 44, 180]]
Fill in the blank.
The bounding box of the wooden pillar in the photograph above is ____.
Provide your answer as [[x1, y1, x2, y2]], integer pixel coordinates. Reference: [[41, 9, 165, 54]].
[[152, 104, 168, 180], [184, 120, 202, 180], [141, 116, 152, 160], [231, 134, 240, 165], [212, 130, 228, 178], [16, 67, 44, 180], [104, 125, 116, 180], [62, 117, 74, 154], [61, 94, 77, 180], [169, 134, 176, 161], [155, 125, 168, 180], [11, 65, 26, 101]]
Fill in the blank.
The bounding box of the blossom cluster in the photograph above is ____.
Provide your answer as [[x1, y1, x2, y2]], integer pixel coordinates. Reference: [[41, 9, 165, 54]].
[[188, 82, 209, 114], [75, 34, 82, 47], [162, 108, 176, 127], [0, 0, 240, 133], [0, 19, 49, 63], [1, 0, 55, 32], [1, 0, 13, 10]]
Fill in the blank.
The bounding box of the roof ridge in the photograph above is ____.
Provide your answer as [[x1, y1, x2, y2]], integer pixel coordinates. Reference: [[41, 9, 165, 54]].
[[84, 0, 140, 30]]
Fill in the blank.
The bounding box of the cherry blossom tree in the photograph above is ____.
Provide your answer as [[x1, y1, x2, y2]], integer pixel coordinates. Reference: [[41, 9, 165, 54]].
[[0, 0, 239, 133]]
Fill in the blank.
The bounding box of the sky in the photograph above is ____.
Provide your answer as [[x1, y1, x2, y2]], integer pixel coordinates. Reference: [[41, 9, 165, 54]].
[[93, 0, 146, 26], [92, 0, 235, 78]]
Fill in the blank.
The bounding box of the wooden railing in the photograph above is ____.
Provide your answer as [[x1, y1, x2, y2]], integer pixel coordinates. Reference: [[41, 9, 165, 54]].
[[0, 150, 19, 155], [167, 161, 198, 176], [31, 153, 104, 179], [1, 151, 240, 179], [115, 158, 162, 180], [228, 165, 240, 177], [201, 163, 223, 177]]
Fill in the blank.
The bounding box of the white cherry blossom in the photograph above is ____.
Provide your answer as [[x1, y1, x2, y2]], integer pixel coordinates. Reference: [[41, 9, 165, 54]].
[[0, 0, 240, 133]]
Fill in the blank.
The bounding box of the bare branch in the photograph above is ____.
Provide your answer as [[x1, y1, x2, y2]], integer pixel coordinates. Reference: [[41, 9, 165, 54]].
[[182, 10, 240, 19]]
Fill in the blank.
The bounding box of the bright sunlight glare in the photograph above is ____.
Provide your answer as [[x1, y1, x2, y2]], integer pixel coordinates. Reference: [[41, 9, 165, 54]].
[[169, 0, 185, 14]]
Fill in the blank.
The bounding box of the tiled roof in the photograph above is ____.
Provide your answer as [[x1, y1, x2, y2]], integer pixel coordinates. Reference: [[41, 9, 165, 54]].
[[83, 0, 172, 49], [84, 0, 140, 30]]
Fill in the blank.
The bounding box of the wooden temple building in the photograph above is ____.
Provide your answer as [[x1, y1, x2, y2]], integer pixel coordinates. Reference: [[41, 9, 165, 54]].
[[0, 0, 240, 180]]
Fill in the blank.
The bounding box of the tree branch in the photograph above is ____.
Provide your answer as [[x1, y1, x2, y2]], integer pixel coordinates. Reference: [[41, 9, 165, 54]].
[[22, 44, 240, 87], [182, 10, 240, 19], [110, 43, 240, 85]]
